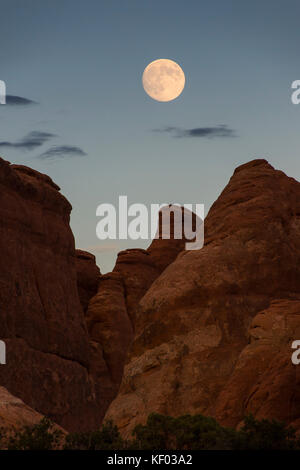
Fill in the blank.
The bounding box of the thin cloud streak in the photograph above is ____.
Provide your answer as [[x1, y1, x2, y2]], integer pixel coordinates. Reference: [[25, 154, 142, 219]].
[[38, 145, 87, 159], [0, 131, 55, 150], [6, 95, 37, 106], [153, 125, 236, 138]]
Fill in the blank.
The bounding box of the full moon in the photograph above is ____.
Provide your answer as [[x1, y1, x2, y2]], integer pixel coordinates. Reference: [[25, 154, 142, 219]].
[[142, 59, 185, 102]]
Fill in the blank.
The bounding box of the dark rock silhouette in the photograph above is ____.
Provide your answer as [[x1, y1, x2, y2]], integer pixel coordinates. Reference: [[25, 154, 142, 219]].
[[75, 249, 101, 313], [0, 158, 101, 431]]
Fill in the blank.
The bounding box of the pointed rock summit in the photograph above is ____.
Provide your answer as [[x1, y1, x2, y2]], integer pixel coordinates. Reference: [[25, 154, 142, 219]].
[[104, 159, 300, 436]]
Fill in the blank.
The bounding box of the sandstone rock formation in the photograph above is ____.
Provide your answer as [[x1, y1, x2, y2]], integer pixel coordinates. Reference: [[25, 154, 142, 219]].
[[146, 205, 201, 272], [87, 271, 133, 416], [75, 249, 101, 313], [105, 159, 300, 436], [215, 299, 300, 430], [85, 208, 198, 412], [0, 158, 102, 431], [0, 157, 200, 433], [0, 386, 64, 433], [1, 155, 299, 437], [0, 386, 46, 430]]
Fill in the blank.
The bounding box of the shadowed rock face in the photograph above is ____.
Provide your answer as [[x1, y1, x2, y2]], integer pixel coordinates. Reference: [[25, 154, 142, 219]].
[[0, 158, 103, 431], [214, 299, 300, 430], [104, 159, 300, 437], [86, 272, 133, 417], [85, 209, 198, 413], [75, 249, 101, 313]]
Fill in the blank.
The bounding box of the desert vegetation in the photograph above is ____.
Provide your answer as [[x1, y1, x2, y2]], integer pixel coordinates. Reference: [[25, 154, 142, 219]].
[[0, 413, 299, 451]]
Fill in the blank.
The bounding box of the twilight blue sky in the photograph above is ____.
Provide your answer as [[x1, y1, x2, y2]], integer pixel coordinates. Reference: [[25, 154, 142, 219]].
[[1, 0, 300, 271]]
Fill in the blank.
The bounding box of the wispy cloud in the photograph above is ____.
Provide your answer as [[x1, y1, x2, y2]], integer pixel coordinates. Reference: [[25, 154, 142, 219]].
[[38, 145, 87, 159], [0, 131, 55, 150], [6, 95, 37, 106], [153, 125, 236, 138]]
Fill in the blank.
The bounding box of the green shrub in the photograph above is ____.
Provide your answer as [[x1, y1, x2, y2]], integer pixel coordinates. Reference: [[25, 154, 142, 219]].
[[0, 413, 299, 450], [233, 414, 300, 450], [64, 420, 124, 450], [130, 413, 238, 450], [7, 417, 63, 450]]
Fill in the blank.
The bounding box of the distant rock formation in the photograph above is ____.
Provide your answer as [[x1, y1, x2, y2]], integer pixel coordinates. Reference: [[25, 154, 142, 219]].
[[104, 159, 300, 436], [75, 249, 101, 313], [85, 207, 197, 412]]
